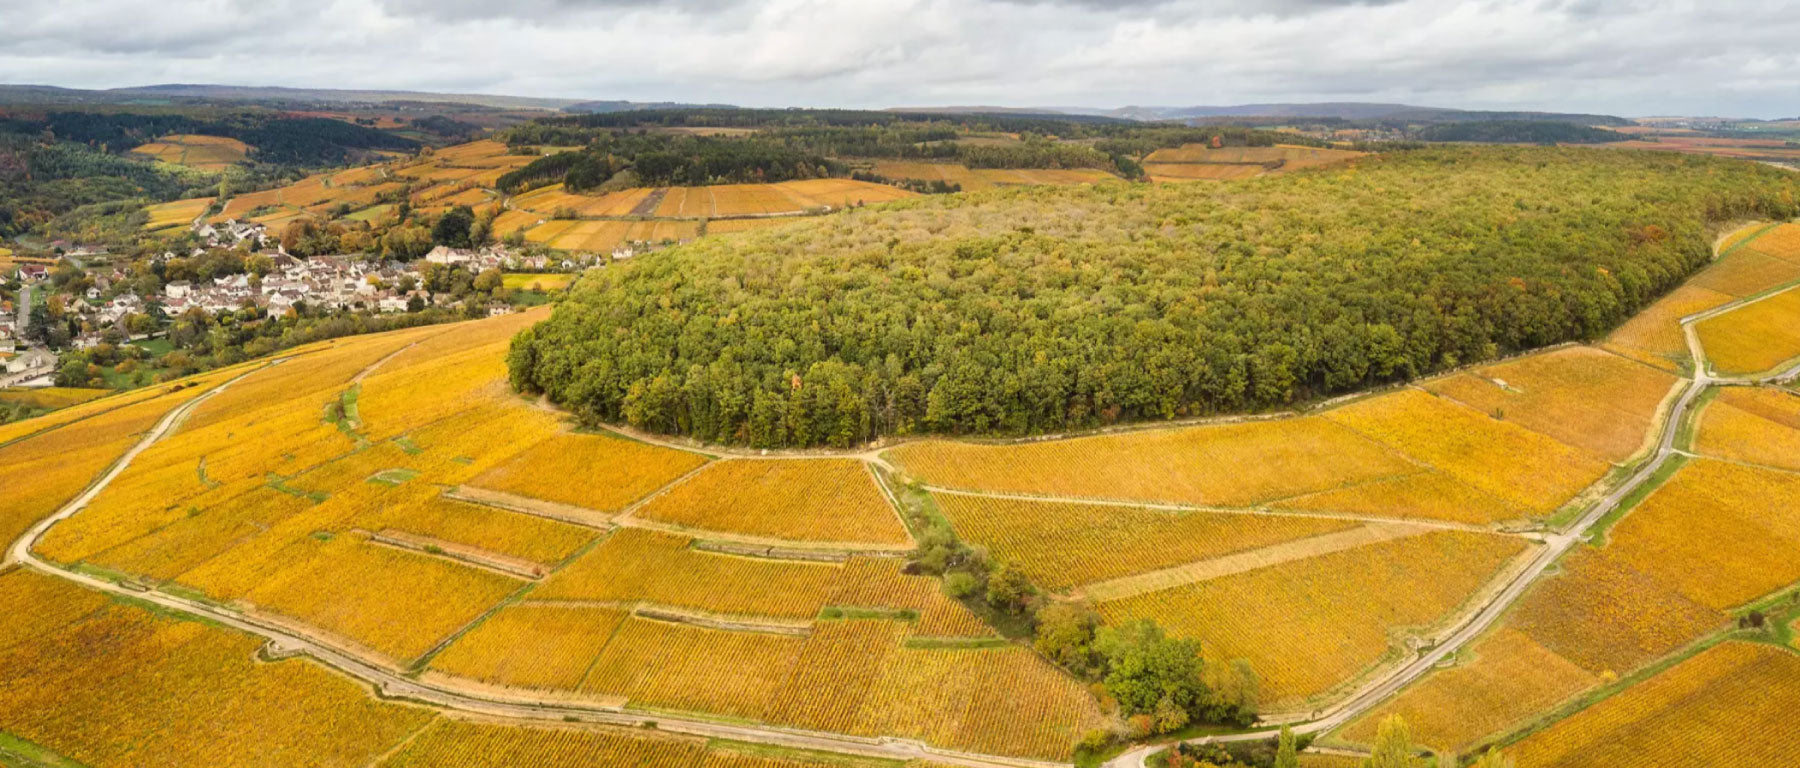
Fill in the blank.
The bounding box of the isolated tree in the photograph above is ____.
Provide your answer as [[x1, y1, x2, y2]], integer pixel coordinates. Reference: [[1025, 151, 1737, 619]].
[[1364, 715, 1424, 768], [1275, 725, 1299, 768]]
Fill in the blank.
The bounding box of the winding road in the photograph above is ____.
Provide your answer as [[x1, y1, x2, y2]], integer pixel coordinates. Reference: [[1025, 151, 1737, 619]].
[[1102, 283, 1800, 767], [5, 365, 1055, 768], [10, 276, 1800, 768]]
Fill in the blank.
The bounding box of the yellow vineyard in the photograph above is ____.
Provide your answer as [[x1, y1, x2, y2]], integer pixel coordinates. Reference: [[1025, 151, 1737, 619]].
[[1508, 642, 1800, 768], [1096, 530, 1528, 704], [633, 459, 910, 546], [1694, 287, 1800, 375], [130, 134, 250, 170], [933, 493, 1356, 591]]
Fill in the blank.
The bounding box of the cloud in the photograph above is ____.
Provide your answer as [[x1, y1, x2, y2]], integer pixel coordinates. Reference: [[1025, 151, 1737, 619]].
[[0, 0, 1794, 117]]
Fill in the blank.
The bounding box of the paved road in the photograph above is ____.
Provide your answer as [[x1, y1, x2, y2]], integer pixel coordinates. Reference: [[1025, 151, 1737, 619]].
[[5, 363, 1061, 768]]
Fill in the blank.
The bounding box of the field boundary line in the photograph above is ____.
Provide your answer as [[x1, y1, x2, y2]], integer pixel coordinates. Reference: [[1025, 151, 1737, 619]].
[[922, 486, 1512, 535]]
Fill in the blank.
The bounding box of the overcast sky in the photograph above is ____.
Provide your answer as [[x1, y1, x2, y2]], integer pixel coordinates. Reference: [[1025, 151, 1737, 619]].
[[3, 0, 1796, 118]]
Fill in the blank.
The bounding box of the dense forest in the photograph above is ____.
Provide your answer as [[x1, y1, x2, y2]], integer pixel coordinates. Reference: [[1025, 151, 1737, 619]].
[[1416, 120, 1630, 144], [498, 111, 1309, 191], [0, 134, 203, 237], [510, 146, 1800, 448], [0, 110, 418, 165]]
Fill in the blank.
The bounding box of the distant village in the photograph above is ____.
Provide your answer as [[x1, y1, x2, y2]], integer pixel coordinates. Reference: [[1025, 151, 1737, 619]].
[[2, 218, 590, 389]]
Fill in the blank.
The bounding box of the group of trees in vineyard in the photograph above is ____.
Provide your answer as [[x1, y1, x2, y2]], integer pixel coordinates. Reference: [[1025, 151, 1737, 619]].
[[510, 146, 1800, 448]]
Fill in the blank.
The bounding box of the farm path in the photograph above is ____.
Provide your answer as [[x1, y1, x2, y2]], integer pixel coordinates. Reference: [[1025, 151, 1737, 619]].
[[1074, 522, 1439, 602], [9, 374, 1056, 768], [1103, 274, 1788, 768]]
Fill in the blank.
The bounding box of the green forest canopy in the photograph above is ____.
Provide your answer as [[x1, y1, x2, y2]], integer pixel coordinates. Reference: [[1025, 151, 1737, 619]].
[[509, 146, 1800, 448]]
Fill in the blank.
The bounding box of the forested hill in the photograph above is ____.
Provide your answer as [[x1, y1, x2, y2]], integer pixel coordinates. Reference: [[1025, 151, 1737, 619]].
[[1416, 120, 1631, 144], [510, 147, 1800, 448]]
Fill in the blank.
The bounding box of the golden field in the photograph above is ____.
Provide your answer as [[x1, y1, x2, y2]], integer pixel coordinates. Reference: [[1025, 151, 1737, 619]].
[[1338, 627, 1598, 754], [469, 432, 706, 513], [1603, 458, 1800, 611], [1507, 642, 1800, 768], [633, 459, 910, 546], [889, 416, 1415, 509], [1322, 388, 1610, 516], [1693, 386, 1800, 470], [933, 493, 1354, 591], [1096, 530, 1528, 704], [1420, 347, 1676, 463], [0, 386, 111, 410], [129, 134, 249, 170], [1694, 287, 1800, 375], [0, 569, 434, 768]]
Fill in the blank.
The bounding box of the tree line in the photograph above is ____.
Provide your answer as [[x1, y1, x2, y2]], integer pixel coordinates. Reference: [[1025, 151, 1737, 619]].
[[509, 146, 1800, 448]]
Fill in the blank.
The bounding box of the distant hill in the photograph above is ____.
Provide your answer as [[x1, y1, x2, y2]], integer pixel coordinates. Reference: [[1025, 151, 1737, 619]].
[[0, 83, 582, 111], [1417, 120, 1631, 144], [1040, 102, 1631, 126], [561, 100, 739, 114]]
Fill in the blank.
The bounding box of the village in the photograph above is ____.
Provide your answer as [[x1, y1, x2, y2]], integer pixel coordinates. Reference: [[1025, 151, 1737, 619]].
[[1, 219, 587, 389]]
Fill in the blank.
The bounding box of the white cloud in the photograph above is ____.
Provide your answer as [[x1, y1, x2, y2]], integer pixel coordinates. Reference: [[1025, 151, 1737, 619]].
[[0, 0, 1794, 116]]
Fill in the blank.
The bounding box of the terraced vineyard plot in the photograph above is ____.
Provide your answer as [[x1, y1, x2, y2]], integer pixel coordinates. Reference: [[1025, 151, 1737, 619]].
[[1272, 471, 1523, 525], [1603, 284, 1735, 371], [356, 490, 599, 567], [764, 619, 910, 732], [1508, 642, 1800, 768], [1338, 627, 1598, 753], [428, 603, 629, 690], [933, 493, 1357, 590], [491, 209, 544, 236], [778, 178, 914, 208], [889, 416, 1415, 508], [0, 568, 109, 653], [1096, 530, 1529, 703], [469, 432, 707, 513], [856, 645, 1104, 761], [654, 186, 713, 217], [1143, 163, 1264, 181], [502, 272, 575, 291], [534, 528, 839, 618], [579, 616, 805, 719], [1603, 458, 1800, 610], [706, 218, 793, 235], [1686, 248, 1800, 296], [1693, 387, 1800, 470], [867, 161, 997, 191], [4, 370, 242, 553], [1695, 288, 1800, 375], [142, 196, 213, 231], [831, 557, 994, 638], [635, 459, 909, 546], [1322, 388, 1610, 516], [240, 531, 524, 663], [0, 584, 433, 768], [708, 184, 809, 215], [379, 718, 836, 768], [82, 485, 315, 582], [1506, 548, 1722, 677], [129, 134, 249, 169], [1142, 144, 1364, 183], [1421, 347, 1677, 462]]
